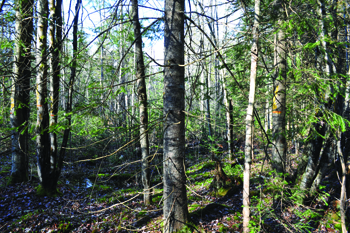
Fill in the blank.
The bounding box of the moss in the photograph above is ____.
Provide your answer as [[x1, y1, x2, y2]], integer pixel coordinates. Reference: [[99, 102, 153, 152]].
[[35, 185, 62, 197], [0, 170, 10, 175], [18, 212, 34, 222], [116, 187, 137, 194], [96, 185, 111, 191], [334, 223, 342, 230], [218, 223, 229, 232], [187, 161, 215, 174], [152, 176, 162, 183], [152, 194, 162, 203], [188, 196, 201, 201], [174, 222, 198, 233], [188, 203, 201, 212], [137, 210, 147, 217], [217, 187, 231, 197], [1, 165, 11, 171], [193, 178, 213, 189], [90, 173, 134, 184]]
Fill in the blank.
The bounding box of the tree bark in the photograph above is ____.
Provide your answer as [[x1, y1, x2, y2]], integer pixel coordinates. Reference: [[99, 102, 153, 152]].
[[118, 5, 126, 128], [299, 122, 326, 191], [132, 0, 151, 205], [272, 3, 287, 174], [163, 0, 188, 230], [223, 86, 233, 159], [36, 0, 53, 192], [337, 140, 347, 233], [10, 0, 33, 183], [49, 0, 62, 172], [243, 0, 259, 231], [59, 0, 81, 172]]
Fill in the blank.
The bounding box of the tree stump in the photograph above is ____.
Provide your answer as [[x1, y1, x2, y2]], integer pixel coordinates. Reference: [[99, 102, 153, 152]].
[[210, 157, 231, 191]]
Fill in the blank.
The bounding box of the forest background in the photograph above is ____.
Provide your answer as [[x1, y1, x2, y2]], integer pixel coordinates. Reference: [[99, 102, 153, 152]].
[[0, 0, 350, 232]]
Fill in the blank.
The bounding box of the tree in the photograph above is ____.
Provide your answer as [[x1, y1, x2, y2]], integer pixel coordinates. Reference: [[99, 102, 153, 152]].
[[36, 0, 77, 195], [271, 0, 287, 174], [10, 0, 33, 183], [49, 0, 62, 181], [163, 0, 188, 230], [36, 0, 52, 192], [59, 0, 81, 171], [131, 0, 151, 205], [243, 0, 259, 231]]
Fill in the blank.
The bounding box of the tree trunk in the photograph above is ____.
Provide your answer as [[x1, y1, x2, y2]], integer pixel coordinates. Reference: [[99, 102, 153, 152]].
[[36, 0, 53, 192], [272, 3, 287, 174], [132, 0, 151, 205], [344, 61, 350, 198], [299, 122, 326, 191], [205, 65, 212, 137], [243, 0, 259, 231], [337, 140, 347, 233], [163, 0, 188, 230], [49, 0, 62, 173], [310, 135, 335, 193], [59, 0, 81, 175], [298, 0, 339, 197], [10, 0, 33, 183], [223, 86, 233, 159], [118, 5, 126, 128]]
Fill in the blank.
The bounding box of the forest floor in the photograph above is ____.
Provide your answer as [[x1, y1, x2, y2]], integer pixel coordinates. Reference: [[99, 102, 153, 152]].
[[0, 144, 348, 233]]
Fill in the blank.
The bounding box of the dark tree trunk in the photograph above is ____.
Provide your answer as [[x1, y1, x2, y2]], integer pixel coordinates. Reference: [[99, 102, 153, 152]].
[[299, 121, 326, 191], [163, 0, 188, 230], [10, 0, 33, 183], [60, 0, 80, 161], [132, 0, 151, 205]]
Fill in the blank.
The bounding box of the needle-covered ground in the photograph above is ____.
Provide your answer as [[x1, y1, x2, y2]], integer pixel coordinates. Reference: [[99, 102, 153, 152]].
[[0, 145, 347, 232]]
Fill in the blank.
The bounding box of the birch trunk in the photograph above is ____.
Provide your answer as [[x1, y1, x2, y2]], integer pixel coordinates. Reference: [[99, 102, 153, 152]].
[[223, 83, 233, 159], [243, 0, 259, 231]]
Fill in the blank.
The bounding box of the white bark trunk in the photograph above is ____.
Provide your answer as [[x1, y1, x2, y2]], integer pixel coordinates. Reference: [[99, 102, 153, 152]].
[[243, 0, 259, 231]]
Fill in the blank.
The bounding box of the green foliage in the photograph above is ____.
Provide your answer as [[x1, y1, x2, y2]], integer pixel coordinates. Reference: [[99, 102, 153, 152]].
[[176, 222, 198, 233], [57, 222, 74, 233], [248, 173, 331, 233], [223, 164, 243, 178]]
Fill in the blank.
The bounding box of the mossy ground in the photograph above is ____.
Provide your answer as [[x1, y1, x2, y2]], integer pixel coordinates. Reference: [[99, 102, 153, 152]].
[[0, 148, 347, 232], [35, 185, 62, 197]]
